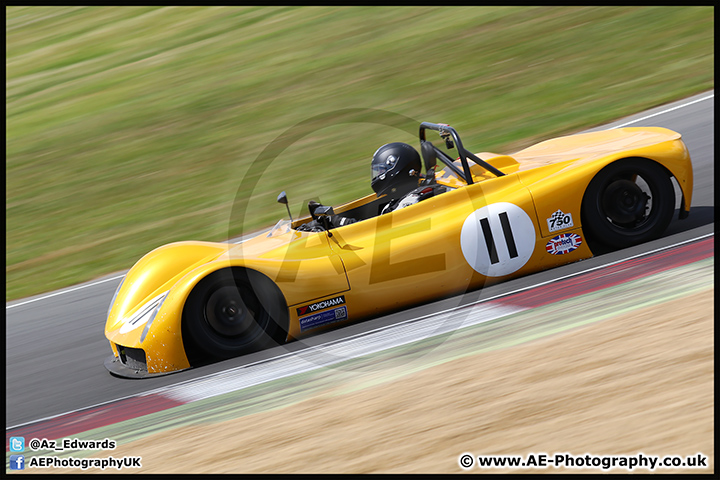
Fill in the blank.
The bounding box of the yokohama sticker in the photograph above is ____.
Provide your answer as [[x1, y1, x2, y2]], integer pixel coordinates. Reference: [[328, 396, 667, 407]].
[[545, 233, 582, 255], [296, 295, 346, 316]]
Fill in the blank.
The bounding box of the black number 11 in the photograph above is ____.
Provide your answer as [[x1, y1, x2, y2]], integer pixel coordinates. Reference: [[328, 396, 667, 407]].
[[479, 212, 518, 264]]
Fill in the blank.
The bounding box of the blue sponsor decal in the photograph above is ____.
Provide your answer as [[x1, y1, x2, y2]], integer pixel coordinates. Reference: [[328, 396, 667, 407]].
[[299, 306, 348, 332]]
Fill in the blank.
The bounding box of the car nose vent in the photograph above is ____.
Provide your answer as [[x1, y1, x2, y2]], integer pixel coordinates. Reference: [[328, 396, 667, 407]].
[[117, 345, 147, 372]]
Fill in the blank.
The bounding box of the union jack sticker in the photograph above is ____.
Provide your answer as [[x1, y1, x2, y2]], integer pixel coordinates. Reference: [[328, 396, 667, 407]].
[[545, 233, 582, 255]]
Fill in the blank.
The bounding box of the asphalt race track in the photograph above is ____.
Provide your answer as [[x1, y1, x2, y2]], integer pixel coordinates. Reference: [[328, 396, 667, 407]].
[[6, 91, 714, 430]]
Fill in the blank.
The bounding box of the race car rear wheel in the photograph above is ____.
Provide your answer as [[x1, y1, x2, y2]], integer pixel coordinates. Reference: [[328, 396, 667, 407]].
[[182, 268, 288, 364], [581, 158, 675, 249]]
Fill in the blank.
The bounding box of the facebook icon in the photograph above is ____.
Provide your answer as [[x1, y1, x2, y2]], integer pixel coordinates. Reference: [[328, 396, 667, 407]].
[[9, 455, 25, 470]]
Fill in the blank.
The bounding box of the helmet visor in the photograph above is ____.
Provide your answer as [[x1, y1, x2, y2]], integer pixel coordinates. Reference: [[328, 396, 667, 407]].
[[371, 154, 398, 181]]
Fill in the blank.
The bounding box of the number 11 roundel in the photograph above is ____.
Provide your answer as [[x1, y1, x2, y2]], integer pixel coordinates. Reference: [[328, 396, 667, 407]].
[[460, 202, 536, 277]]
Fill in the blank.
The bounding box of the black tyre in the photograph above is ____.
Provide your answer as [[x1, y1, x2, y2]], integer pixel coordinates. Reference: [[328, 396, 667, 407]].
[[182, 268, 288, 363], [581, 158, 675, 249]]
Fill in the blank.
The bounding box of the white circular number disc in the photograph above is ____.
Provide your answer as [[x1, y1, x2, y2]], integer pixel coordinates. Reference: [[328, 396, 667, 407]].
[[460, 202, 536, 277]]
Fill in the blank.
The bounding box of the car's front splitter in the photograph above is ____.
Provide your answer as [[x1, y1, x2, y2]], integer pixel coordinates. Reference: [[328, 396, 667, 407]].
[[104, 355, 189, 379]]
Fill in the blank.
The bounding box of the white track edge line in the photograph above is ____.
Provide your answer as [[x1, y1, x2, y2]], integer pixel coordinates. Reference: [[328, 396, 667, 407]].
[[612, 93, 714, 129], [6, 275, 126, 310]]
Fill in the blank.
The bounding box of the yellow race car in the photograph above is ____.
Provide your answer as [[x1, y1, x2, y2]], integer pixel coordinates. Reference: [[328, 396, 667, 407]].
[[104, 122, 693, 377]]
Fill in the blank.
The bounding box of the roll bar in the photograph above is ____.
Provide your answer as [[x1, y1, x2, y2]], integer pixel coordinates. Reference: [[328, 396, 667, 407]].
[[419, 122, 505, 184]]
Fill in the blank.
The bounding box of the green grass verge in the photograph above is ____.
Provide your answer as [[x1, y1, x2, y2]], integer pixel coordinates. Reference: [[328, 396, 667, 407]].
[[6, 6, 714, 300]]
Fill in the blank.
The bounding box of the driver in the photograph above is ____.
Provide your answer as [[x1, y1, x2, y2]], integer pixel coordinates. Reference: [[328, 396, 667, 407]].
[[371, 142, 447, 214], [297, 142, 446, 232]]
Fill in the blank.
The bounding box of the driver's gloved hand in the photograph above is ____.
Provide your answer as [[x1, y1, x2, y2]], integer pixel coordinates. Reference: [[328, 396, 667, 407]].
[[296, 214, 355, 231], [296, 220, 325, 232], [299, 200, 357, 230], [330, 215, 356, 228]]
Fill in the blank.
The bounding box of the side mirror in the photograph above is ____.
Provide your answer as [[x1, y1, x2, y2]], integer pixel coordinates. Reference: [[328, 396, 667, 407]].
[[277, 191, 293, 222]]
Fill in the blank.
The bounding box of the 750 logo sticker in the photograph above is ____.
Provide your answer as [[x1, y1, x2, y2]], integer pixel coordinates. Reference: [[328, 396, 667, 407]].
[[547, 209, 574, 232]]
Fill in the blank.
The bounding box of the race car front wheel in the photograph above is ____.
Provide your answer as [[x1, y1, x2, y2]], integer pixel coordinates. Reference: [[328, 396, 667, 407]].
[[182, 268, 288, 364], [581, 158, 675, 250]]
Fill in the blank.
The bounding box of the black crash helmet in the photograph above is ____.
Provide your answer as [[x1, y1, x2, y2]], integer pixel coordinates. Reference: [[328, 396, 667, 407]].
[[370, 142, 421, 197]]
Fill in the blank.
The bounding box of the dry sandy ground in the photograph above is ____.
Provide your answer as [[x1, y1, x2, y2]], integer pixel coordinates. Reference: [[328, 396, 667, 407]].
[[89, 289, 714, 474]]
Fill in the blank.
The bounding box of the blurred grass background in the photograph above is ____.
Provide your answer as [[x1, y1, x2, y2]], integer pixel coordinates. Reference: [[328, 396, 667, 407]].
[[6, 6, 714, 301]]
